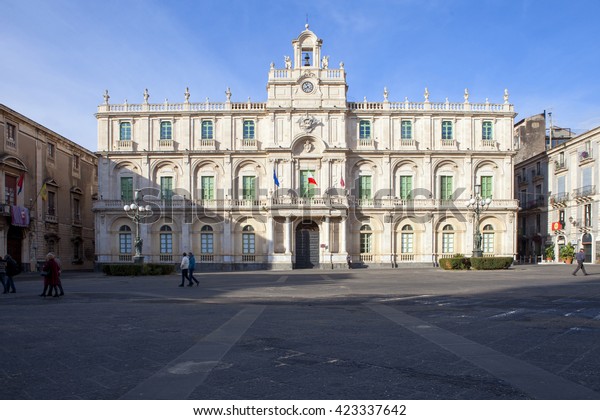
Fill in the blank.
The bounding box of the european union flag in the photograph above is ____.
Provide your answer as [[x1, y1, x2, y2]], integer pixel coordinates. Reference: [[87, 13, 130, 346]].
[[273, 169, 280, 187]]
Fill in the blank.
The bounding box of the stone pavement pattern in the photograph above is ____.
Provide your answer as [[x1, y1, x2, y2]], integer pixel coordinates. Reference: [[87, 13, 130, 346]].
[[1, 265, 600, 399]]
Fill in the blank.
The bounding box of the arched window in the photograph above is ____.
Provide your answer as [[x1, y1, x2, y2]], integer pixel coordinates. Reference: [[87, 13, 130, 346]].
[[201, 225, 214, 255], [359, 120, 371, 139], [359, 224, 373, 254], [242, 225, 255, 254], [119, 225, 132, 254], [160, 121, 172, 140], [401, 225, 414, 254], [482, 224, 494, 254], [119, 122, 131, 141], [159, 225, 173, 255], [442, 224, 454, 254]]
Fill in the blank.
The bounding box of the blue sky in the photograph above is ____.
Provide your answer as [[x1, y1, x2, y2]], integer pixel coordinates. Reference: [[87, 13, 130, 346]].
[[2, 0, 600, 152]]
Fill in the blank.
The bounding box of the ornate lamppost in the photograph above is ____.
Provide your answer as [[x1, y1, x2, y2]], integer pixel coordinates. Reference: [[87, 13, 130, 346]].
[[123, 190, 152, 263], [467, 184, 492, 258]]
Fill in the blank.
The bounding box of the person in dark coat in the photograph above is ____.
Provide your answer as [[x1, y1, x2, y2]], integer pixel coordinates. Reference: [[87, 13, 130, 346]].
[[40, 253, 60, 297], [188, 252, 199, 286], [0, 256, 7, 293], [4, 254, 18, 293], [572, 248, 589, 276]]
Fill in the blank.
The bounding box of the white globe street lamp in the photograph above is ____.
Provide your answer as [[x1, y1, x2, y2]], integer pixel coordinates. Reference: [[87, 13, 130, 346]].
[[467, 184, 492, 258], [123, 190, 153, 262]]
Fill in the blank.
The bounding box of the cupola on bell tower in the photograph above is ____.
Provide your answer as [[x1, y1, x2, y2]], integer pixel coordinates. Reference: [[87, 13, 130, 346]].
[[266, 25, 348, 109]]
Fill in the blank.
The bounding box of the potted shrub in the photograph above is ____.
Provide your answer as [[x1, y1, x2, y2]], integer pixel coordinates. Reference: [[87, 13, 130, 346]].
[[559, 243, 575, 264], [544, 245, 555, 262]]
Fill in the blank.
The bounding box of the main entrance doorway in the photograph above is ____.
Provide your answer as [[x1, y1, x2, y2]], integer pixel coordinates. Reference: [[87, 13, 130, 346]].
[[295, 220, 319, 268]]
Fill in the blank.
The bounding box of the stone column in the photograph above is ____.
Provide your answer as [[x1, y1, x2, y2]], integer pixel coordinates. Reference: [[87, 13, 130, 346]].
[[341, 216, 348, 254], [285, 216, 292, 255]]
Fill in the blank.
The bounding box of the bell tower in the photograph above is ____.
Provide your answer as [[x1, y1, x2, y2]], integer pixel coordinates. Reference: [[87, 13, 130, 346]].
[[266, 25, 347, 109]]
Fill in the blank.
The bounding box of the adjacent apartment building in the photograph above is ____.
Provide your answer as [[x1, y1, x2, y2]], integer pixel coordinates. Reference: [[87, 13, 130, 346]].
[[94, 26, 518, 270], [0, 104, 97, 271]]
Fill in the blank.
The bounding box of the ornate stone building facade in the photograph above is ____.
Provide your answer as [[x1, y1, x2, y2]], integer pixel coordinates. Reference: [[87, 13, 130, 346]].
[[0, 104, 97, 271], [94, 26, 518, 270]]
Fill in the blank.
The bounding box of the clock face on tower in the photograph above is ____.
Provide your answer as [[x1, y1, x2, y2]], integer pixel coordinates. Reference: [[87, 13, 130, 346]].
[[301, 81, 314, 93]]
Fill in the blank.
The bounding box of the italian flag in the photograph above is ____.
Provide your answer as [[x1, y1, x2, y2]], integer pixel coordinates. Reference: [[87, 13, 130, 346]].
[[307, 171, 317, 185]]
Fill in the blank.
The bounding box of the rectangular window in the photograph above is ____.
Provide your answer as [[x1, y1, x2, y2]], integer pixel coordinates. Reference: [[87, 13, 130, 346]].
[[7, 123, 16, 141], [201, 121, 214, 139], [440, 176, 453, 200], [48, 143, 55, 158], [401, 233, 413, 253], [299, 170, 316, 198], [536, 161, 541, 175], [119, 233, 132, 254], [480, 176, 493, 199], [242, 233, 255, 254], [120, 177, 133, 202], [360, 233, 372, 254], [582, 167, 592, 188], [442, 121, 453, 140], [160, 233, 173, 254], [557, 176, 565, 194], [73, 198, 81, 221], [401, 120, 412, 140], [201, 176, 215, 200], [358, 175, 372, 199], [399, 176, 413, 199], [442, 233, 454, 253], [359, 120, 371, 139], [160, 176, 173, 201], [482, 121, 493, 140], [201, 233, 214, 254], [160, 121, 172, 140], [120, 122, 131, 141], [73, 155, 80, 170], [483, 233, 494, 253], [242, 176, 256, 199], [4, 174, 17, 206], [48, 191, 56, 216], [585, 204, 592, 227], [243, 120, 255, 139]]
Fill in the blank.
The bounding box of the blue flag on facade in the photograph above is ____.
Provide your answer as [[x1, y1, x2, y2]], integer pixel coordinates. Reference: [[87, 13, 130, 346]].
[[273, 169, 280, 187]]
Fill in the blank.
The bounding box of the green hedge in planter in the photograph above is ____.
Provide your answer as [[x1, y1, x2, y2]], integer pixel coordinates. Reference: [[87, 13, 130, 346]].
[[470, 257, 513, 270], [102, 264, 175, 276], [439, 256, 471, 270]]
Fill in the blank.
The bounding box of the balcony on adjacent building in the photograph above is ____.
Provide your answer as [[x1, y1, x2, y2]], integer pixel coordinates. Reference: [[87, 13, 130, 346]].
[[572, 185, 596, 202], [549, 192, 569, 207]]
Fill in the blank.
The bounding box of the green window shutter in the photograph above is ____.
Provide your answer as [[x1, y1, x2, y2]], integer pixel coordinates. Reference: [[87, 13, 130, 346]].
[[401, 121, 412, 140], [481, 176, 493, 199], [201, 176, 215, 200], [442, 121, 453, 140], [359, 120, 371, 139], [242, 176, 256, 199], [160, 121, 172, 140], [243, 120, 255, 139], [160, 177, 173, 201], [120, 177, 133, 202], [359, 176, 372, 199], [400, 176, 412, 199], [120, 122, 131, 141], [482, 121, 493, 140], [441, 176, 453, 200]]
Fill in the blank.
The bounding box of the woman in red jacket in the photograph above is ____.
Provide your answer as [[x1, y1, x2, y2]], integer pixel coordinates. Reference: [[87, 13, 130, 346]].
[[40, 253, 60, 297]]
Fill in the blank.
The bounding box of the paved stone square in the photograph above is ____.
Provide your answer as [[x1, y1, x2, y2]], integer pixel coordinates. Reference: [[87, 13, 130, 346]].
[[1, 264, 600, 400]]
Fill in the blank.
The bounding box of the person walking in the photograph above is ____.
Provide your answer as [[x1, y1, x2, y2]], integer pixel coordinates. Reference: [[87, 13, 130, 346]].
[[188, 252, 199, 286], [572, 248, 589, 276], [40, 253, 60, 297], [0, 256, 7, 294], [179, 252, 192, 287], [4, 254, 18, 294]]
